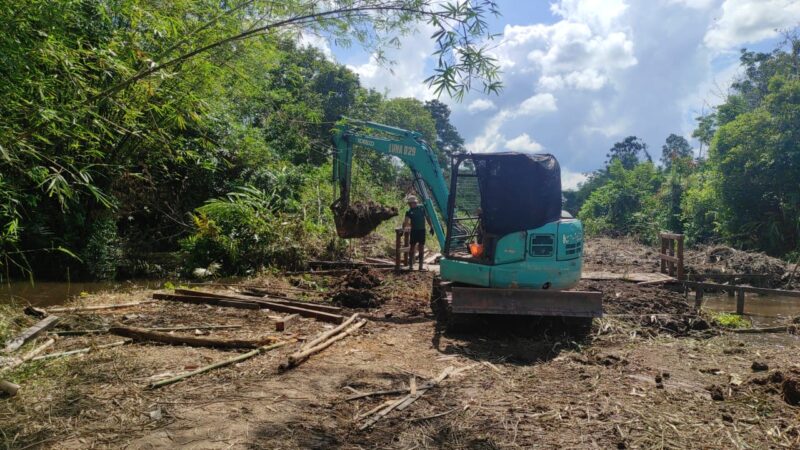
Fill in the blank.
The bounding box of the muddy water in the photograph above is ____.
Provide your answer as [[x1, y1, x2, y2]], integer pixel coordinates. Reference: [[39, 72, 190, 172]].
[[0, 279, 167, 307], [702, 293, 800, 327]]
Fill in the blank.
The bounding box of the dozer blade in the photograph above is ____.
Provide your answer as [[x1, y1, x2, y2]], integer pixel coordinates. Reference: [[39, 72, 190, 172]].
[[331, 200, 398, 239], [450, 287, 603, 318]]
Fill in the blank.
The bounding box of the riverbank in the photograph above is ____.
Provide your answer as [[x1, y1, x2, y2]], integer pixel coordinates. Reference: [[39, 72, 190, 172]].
[[1, 238, 799, 449]]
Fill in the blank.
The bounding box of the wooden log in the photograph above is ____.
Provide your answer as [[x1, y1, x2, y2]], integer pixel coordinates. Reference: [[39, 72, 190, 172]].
[[281, 319, 366, 371], [47, 301, 156, 314], [275, 314, 299, 332], [736, 288, 746, 315], [3, 316, 60, 353], [694, 287, 704, 310], [52, 325, 243, 336], [108, 326, 275, 349], [154, 293, 344, 323], [31, 339, 131, 361], [302, 313, 359, 350], [731, 326, 794, 334], [0, 380, 19, 396], [149, 341, 290, 389]]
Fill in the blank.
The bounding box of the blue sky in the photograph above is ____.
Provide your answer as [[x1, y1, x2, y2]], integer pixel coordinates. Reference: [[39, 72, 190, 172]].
[[309, 0, 800, 188]]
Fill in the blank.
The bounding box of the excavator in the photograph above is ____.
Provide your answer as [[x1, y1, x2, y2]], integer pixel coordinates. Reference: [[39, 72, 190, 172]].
[[331, 118, 602, 327]]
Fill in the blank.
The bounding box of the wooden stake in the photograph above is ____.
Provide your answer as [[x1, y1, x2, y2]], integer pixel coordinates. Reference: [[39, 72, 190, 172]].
[[275, 314, 299, 332], [149, 341, 290, 389]]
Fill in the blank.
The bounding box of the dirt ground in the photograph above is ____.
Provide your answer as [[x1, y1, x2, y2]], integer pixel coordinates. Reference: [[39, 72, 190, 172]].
[[2, 238, 799, 449]]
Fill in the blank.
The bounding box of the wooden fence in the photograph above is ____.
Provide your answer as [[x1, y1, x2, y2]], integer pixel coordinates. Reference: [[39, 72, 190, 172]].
[[659, 232, 685, 280]]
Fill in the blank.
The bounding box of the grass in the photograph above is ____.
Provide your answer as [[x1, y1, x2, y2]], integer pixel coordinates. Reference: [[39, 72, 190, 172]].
[[712, 312, 751, 329]]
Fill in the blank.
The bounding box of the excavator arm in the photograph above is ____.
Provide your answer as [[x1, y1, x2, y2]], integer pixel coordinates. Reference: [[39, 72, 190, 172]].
[[332, 118, 450, 247]]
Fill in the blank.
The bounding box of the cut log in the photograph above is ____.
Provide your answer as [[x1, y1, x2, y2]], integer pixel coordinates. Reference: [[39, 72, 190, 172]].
[[47, 301, 156, 314], [275, 314, 299, 332], [154, 293, 344, 323], [0, 380, 19, 396], [108, 326, 275, 349], [731, 326, 794, 334], [3, 316, 60, 353], [53, 325, 243, 336], [302, 313, 359, 350], [31, 340, 130, 361], [177, 288, 340, 314], [149, 341, 290, 389], [280, 319, 366, 371]]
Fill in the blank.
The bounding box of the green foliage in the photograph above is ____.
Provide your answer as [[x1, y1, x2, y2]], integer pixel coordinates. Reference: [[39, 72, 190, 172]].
[[712, 313, 751, 329], [578, 160, 664, 240], [82, 216, 122, 280], [605, 136, 652, 170]]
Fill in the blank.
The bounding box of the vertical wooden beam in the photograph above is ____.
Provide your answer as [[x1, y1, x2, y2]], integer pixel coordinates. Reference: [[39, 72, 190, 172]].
[[395, 228, 402, 272], [660, 235, 668, 275], [694, 287, 704, 310], [736, 288, 746, 315], [676, 235, 685, 280], [668, 238, 676, 277]]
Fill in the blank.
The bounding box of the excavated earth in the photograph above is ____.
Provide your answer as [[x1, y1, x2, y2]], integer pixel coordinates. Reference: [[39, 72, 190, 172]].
[[1, 238, 799, 449]]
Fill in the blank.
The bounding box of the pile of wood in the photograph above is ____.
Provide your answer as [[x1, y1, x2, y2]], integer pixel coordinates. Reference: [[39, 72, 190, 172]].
[[153, 289, 344, 324]]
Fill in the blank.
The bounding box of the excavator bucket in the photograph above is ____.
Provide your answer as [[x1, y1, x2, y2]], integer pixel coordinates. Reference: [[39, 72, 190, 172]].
[[331, 200, 398, 239]]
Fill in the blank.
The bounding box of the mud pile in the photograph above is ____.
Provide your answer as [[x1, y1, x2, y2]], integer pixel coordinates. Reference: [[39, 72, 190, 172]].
[[332, 201, 398, 239], [331, 267, 384, 308], [687, 246, 787, 285], [748, 369, 800, 406]]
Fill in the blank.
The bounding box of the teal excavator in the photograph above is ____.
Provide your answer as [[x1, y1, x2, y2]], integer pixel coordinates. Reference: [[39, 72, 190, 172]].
[[331, 119, 602, 325]]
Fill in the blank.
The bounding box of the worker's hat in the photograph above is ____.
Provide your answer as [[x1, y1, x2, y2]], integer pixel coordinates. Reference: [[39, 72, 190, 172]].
[[406, 195, 418, 203]]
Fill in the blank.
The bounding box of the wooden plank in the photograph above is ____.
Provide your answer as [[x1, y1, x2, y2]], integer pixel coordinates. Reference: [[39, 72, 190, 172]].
[[177, 289, 342, 314], [153, 293, 261, 310], [46, 301, 156, 314], [660, 232, 684, 240], [684, 281, 800, 298], [275, 314, 299, 332], [154, 293, 343, 323], [3, 316, 60, 353], [450, 288, 603, 318], [659, 254, 680, 264]]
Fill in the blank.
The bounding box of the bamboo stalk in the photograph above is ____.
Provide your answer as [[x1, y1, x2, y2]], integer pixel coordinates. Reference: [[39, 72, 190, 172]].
[[149, 341, 290, 389], [282, 320, 366, 370], [46, 301, 156, 313], [31, 339, 131, 361], [302, 313, 359, 350]]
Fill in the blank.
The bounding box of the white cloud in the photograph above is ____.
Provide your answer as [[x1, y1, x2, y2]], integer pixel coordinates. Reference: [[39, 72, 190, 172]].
[[550, 0, 629, 31], [517, 93, 558, 116], [299, 33, 333, 60], [561, 168, 589, 191], [668, 0, 717, 9], [704, 0, 800, 50], [467, 98, 497, 113], [506, 133, 544, 152]]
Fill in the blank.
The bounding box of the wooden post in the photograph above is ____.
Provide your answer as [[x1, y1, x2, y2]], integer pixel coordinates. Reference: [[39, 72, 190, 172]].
[[668, 238, 676, 277], [676, 235, 685, 280], [660, 237, 668, 274], [736, 288, 746, 315], [403, 230, 410, 266], [395, 228, 403, 271], [694, 287, 704, 310]]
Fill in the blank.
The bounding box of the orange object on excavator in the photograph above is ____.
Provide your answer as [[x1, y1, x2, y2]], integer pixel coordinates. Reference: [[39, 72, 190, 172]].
[[469, 243, 484, 257]]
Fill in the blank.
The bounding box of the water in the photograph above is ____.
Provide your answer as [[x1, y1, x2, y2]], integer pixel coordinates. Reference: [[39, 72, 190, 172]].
[[0, 279, 167, 307], [702, 293, 800, 327]]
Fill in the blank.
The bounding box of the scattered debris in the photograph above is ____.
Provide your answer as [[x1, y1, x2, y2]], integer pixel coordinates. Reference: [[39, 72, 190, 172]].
[[752, 361, 769, 372]]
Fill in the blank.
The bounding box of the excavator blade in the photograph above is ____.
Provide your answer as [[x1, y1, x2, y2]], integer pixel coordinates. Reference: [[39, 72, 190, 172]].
[[449, 287, 603, 318], [331, 201, 398, 239]]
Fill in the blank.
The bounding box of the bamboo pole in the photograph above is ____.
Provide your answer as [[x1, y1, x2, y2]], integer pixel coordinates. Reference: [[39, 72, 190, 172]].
[[149, 341, 290, 389], [282, 320, 366, 371], [108, 326, 274, 349], [302, 313, 359, 350], [46, 301, 156, 313], [1, 338, 57, 397], [31, 339, 131, 361]]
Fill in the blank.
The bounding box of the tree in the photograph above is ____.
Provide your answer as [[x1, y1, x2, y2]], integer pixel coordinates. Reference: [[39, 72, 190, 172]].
[[605, 136, 651, 170], [424, 99, 465, 155], [661, 134, 693, 168]]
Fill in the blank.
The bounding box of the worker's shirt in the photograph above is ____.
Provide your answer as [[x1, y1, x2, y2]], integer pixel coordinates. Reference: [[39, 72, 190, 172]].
[[405, 205, 426, 231]]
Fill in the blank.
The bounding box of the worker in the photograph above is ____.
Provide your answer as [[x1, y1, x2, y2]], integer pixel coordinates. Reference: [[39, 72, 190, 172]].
[[403, 195, 433, 271]]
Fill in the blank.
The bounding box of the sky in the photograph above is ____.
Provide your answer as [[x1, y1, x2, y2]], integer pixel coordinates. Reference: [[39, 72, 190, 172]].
[[306, 0, 800, 189]]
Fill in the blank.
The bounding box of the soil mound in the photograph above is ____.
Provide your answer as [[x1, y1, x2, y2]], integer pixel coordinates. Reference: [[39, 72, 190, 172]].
[[688, 246, 787, 285], [331, 267, 384, 308], [332, 201, 398, 239]]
